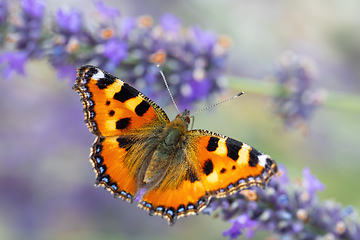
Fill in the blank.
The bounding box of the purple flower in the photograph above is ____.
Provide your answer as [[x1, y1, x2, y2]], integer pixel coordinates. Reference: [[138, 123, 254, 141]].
[[7, 0, 45, 66], [94, 1, 120, 18], [121, 16, 136, 37], [189, 26, 217, 52], [21, 0, 45, 18], [0, 0, 8, 44], [223, 214, 257, 239], [160, 13, 181, 32], [204, 165, 360, 239], [0, 2, 228, 109], [271, 52, 326, 129], [103, 39, 128, 70], [0, 51, 28, 79], [56, 8, 82, 34], [0, 0, 7, 24], [302, 167, 325, 196]]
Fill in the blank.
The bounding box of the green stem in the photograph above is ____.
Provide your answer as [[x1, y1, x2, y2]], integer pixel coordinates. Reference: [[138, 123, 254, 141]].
[[228, 76, 360, 113]]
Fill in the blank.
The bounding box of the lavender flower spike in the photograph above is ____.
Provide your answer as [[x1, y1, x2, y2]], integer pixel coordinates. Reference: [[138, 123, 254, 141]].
[[205, 165, 360, 239], [270, 52, 326, 129], [0, 0, 229, 109]]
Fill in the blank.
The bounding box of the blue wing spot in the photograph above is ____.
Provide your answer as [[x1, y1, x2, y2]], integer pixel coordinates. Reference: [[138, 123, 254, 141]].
[[101, 177, 109, 183], [187, 204, 195, 210], [177, 205, 185, 213]]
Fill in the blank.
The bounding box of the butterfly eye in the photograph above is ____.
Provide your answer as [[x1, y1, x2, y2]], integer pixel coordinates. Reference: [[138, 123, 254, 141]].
[[185, 116, 191, 125]]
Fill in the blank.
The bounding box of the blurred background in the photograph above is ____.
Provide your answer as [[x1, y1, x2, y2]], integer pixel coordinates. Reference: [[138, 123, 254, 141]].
[[1, 0, 359, 239]]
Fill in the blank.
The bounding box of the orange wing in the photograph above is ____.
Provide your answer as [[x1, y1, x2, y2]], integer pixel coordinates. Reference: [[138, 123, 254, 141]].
[[90, 136, 137, 202], [73, 65, 169, 137], [138, 129, 278, 225], [139, 157, 209, 225], [188, 130, 278, 197], [73, 65, 170, 202]]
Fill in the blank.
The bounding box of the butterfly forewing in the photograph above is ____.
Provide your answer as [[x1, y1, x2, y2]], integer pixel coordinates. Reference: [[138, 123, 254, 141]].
[[73, 65, 170, 137], [187, 130, 278, 198]]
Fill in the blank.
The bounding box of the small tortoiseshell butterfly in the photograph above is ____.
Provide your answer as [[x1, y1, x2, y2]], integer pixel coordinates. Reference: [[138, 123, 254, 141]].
[[73, 65, 278, 225]]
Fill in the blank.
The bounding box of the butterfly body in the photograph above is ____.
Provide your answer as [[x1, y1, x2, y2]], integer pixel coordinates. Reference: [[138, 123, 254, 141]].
[[73, 65, 278, 225]]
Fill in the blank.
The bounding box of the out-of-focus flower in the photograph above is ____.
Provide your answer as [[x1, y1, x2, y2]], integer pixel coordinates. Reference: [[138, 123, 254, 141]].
[[21, 0, 44, 18], [160, 13, 181, 33], [223, 214, 257, 239], [0, 0, 8, 44], [17, 0, 44, 56], [55, 8, 82, 34], [204, 165, 360, 239], [102, 39, 128, 71], [94, 0, 120, 19], [0, 0, 45, 79], [0, 0, 229, 109], [302, 167, 325, 197], [269, 52, 326, 129], [0, 51, 27, 78]]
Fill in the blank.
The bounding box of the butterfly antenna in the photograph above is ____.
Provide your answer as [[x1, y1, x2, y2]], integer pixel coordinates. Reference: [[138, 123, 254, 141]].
[[193, 91, 244, 115], [157, 65, 180, 114]]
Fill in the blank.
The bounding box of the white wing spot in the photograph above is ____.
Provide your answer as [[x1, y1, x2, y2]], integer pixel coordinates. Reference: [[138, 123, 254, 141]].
[[92, 69, 105, 80], [258, 154, 268, 167]]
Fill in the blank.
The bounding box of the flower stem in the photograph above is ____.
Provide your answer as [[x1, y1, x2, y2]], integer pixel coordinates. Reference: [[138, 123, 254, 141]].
[[228, 75, 360, 113]]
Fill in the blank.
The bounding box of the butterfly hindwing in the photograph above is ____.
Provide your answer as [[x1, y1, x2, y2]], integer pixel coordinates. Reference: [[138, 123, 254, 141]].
[[73, 65, 170, 137], [138, 146, 210, 225], [91, 136, 137, 201], [139, 171, 209, 225]]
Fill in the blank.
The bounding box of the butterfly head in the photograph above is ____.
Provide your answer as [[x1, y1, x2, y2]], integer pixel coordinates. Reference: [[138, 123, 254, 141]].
[[175, 109, 191, 126]]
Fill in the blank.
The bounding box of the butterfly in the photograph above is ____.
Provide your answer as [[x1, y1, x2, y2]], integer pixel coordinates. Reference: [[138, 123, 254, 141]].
[[73, 65, 278, 225]]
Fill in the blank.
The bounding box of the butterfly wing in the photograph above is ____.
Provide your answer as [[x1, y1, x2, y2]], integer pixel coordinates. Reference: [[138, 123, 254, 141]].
[[73, 65, 170, 202], [138, 129, 277, 225], [138, 152, 209, 225], [188, 129, 278, 197], [73, 65, 170, 136]]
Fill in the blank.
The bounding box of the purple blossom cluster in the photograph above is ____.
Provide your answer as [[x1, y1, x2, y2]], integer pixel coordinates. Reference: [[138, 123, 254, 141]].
[[270, 52, 326, 129], [0, 0, 45, 78], [204, 165, 360, 239], [0, 0, 230, 109], [0, 0, 8, 44]]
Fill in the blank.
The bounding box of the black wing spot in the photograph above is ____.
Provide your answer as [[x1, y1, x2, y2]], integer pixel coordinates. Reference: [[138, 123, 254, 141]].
[[225, 138, 243, 161], [249, 148, 261, 167], [106, 100, 111, 105], [265, 158, 273, 169], [207, 137, 219, 152], [220, 168, 227, 174], [86, 67, 98, 76], [203, 159, 214, 176], [113, 83, 138, 103], [135, 100, 150, 116], [232, 165, 236, 170], [109, 110, 115, 116], [95, 72, 116, 89], [116, 118, 131, 130]]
